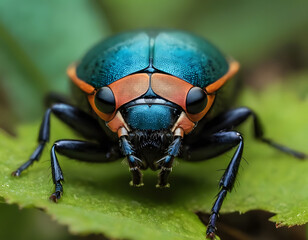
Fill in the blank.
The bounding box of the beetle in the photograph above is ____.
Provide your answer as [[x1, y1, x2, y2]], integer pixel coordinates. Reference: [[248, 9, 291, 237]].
[[12, 30, 306, 239]]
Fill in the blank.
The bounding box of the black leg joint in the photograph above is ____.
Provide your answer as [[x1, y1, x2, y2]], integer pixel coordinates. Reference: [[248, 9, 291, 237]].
[[51, 144, 64, 184]]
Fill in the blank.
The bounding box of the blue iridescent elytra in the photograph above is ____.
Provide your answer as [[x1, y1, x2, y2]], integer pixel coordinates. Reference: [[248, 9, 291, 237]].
[[76, 30, 229, 88]]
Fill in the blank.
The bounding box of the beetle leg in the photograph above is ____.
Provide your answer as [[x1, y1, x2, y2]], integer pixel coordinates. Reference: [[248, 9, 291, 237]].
[[186, 107, 306, 159], [49, 139, 119, 202], [11, 108, 51, 177], [50, 144, 64, 202], [156, 136, 182, 187], [12, 103, 112, 177], [184, 131, 243, 239], [208, 132, 243, 239], [119, 136, 144, 186]]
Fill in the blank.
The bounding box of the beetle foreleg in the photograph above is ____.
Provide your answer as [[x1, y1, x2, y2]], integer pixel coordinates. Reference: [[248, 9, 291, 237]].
[[156, 136, 182, 187], [119, 136, 143, 186], [49, 139, 119, 202]]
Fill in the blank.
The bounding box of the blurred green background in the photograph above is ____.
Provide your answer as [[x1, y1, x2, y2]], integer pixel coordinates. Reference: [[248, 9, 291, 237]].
[[0, 0, 307, 239]]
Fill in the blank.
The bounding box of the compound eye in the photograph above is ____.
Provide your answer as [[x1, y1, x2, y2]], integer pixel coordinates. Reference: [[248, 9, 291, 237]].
[[186, 87, 208, 114], [95, 87, 115, 114]]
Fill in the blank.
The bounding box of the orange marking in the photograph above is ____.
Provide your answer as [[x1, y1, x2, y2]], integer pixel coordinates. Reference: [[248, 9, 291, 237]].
[[151, 73, 215, 123], [108, 73, 149, 111], [151, 73, 193, 112], [88, 73, 149, 122], [106, 111, 130, 133], [205, 60, 240, 93], [68, 65, 150, 122], [67, 64, 95, 94]]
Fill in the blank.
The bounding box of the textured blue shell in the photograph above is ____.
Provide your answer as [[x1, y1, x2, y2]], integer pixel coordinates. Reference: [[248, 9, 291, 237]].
[[76, 30, 229, 88]]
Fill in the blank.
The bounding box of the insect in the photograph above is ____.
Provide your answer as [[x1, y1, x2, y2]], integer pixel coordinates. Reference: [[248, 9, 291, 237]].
[[12, 30, 306, 239]]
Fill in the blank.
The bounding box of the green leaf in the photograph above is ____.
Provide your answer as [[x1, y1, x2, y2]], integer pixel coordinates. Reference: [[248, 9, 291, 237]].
[[0, 77, 307, 240]]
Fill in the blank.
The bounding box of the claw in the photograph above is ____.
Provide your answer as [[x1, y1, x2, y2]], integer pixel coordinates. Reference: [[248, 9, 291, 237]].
[[206, 225, 217, 240], [49, 191, 62, 203], [11, 170, 20, 177], [206, 232, 216, 240], [156, 155, 174, 187], [156, 155, 173, 167], [49, 194, 58, 203], [128, 157, 143, 186], [129, 180, 144, 187], [127, 155, 143, 167], [155, 183, 170, 188]]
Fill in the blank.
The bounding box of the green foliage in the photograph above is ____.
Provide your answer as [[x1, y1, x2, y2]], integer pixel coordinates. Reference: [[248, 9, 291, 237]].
[[0, 0, 109, 120], [0, 81, 307, 240]]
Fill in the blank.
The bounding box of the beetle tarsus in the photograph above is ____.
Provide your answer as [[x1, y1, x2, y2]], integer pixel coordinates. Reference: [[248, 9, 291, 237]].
[[156, 136, 182, 187], [11, 142, 46, 176], [206, 188, 227, 239], [157, 161, 173, 187], [157, 165, 172, 188], [261, 138, 307, 159], [129, 165, 143, 186], [206, 231, 216, 240], [49, 181, 63, 203], [129, 180, 144, 187], [49, 191, 62, 203], [119, 136, 144, 186], [11, 170, 20, 177]]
